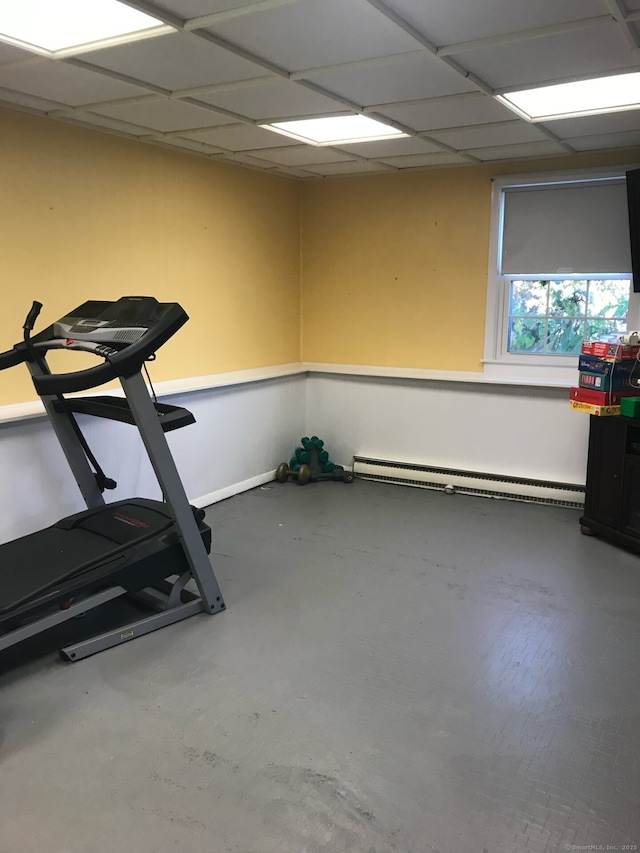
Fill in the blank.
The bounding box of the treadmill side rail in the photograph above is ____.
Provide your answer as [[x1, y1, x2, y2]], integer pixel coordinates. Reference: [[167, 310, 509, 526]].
[[0, 587, 125, 654], [0, 575, 208, 663], [121, 371, 225, 616], [59, 594, 205, 662]]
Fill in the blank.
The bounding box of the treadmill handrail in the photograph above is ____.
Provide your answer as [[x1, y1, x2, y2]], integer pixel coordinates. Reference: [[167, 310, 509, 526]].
[[26, 303, 189, 395], [0, 340, 29, 372]]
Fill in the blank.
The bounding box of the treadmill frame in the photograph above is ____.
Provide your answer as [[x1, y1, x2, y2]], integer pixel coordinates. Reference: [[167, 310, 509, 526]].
[[0, 351, 225, 663]]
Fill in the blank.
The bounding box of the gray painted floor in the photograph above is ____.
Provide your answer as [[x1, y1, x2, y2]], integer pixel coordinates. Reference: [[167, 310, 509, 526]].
[[1, 480, 640, 853]]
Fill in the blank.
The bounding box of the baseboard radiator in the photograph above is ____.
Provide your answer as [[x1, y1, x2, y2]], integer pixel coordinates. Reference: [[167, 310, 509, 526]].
[[352, 456, 585, 508]]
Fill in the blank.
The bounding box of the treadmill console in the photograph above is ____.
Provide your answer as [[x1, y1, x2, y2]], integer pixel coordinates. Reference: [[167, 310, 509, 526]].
[[53, 297, 172, 346], [20, 296, 189, 394]]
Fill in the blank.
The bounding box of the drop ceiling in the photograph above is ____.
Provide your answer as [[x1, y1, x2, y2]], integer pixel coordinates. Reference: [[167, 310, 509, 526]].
[[0, 0, 639, 177]]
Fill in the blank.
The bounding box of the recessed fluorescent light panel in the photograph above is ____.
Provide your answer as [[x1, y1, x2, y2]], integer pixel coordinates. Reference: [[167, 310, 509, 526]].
[[497, 72, 640, 121], [262, 115, 408, 146], [0, 0, 173, 57]]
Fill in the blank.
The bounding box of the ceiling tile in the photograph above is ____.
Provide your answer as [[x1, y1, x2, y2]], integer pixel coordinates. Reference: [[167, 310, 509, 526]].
[[0, 59, 150, 106], [218, 152, 324, 179], [460, 23, 636, 91], [241, 145, 355, 166], [92, 97, 236, 132], [378, 0, 608, 47], [181, 122, 296, 150], [152, 133, 224, 152], [219, 150, 286, 167], [61, 111, 156, 136], [542, 109, 640, 140], [213, 153, 287, 175], [377, 152, 471, 168], [152, 0, 271, 15], [465, 139, 568, 160], [204, 0, 419, 72], [79, 31, 270, 92], [196, 77, 347, 120], [0, 44, 34, 64], [428, 121, 547, 149], [304, 52, 475, 108], [0, 86, 66, 112], [334, 136, 443, 158], [271, 167, 318, 179], [565, 130, 640, 151], [375, 92, 515, 131], [300, 160, 393, 176]]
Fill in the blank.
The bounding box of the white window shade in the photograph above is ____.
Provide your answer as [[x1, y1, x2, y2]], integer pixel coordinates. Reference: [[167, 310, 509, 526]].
[[501, 180, 632, 275]]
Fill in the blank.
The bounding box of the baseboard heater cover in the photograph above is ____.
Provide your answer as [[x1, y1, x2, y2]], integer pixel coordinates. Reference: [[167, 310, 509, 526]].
[[352, 457, 584, 508]]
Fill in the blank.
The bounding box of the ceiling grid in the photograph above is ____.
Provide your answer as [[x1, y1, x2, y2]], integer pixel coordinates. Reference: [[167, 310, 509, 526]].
[[0, 0, 637, 177]]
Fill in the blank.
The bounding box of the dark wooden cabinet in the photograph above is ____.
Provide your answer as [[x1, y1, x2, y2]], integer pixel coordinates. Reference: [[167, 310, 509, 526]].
[[581, 414, 640, 553]]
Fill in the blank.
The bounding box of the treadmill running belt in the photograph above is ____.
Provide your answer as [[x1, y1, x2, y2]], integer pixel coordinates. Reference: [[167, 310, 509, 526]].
[[0, 500, 174, 613]]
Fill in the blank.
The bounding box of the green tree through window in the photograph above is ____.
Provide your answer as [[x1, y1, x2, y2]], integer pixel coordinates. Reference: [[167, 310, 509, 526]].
[[508, 279, 631, 355]]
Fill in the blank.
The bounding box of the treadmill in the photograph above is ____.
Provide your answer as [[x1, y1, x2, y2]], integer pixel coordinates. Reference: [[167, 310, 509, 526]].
[[0, 296, 225, 662]]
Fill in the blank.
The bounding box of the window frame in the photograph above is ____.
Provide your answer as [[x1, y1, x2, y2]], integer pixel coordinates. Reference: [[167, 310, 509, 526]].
[[483, 167, 639, 386]]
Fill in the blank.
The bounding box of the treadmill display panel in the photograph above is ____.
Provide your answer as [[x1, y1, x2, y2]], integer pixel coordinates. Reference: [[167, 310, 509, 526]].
[[53, 297, 172, 345]]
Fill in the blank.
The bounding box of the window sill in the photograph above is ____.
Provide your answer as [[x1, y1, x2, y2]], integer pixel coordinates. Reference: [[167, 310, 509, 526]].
[[481, 359, 576, 388]]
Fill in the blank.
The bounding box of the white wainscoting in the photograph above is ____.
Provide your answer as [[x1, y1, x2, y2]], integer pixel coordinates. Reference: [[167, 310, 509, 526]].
[[0, 373, 305, 544], [0, 365, 589, 545], [304, 372, 589, 487]]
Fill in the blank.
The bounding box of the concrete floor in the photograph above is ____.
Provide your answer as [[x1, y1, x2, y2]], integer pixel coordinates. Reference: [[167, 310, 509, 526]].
[[1, 480, 640, 853]]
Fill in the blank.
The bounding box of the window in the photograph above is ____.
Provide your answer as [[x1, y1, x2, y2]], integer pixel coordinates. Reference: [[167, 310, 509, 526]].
[[484, 168, 637, 385], [507, 277, 631, 355]]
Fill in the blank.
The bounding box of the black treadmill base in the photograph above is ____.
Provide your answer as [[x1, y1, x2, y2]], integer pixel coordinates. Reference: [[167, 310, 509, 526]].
[[0, 498, 212, 635]]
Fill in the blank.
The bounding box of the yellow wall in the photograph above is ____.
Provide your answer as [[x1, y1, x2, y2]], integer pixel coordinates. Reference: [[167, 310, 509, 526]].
[[300, 149, 639, 371], [0, 108, 300, 404], [1, 104, 638, 404]]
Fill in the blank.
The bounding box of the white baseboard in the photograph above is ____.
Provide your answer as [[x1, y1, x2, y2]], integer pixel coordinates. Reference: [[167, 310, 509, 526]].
[[192, 470, 277, 508]]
